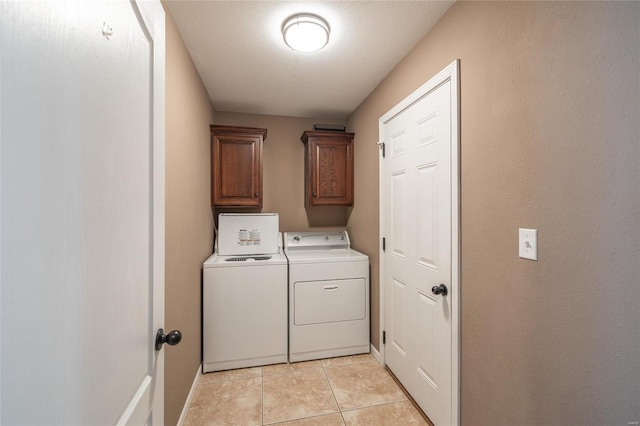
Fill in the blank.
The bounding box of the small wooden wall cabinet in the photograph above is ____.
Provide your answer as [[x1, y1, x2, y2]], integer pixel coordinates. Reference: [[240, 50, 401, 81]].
[[211, 125, 267, 208], [301, 130, 354, 206]]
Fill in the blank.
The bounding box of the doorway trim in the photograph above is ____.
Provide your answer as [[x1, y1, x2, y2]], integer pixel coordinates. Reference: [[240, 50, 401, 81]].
[[378, 59, 460, 425]]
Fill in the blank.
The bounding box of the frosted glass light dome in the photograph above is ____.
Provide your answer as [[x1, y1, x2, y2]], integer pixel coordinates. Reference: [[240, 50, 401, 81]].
[[282, 14, 330, 53]]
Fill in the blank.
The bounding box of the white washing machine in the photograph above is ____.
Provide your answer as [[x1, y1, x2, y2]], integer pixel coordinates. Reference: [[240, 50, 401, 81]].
[[284, 231, 370, 362], [203, 213, 288, 373]]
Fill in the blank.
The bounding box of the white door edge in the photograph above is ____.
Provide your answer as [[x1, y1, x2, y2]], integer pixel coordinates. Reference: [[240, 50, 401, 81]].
[[0, 8, 4, 418], [377, 117, 386, 365], [134, 1, 166, 424], [0, 9, 4, 419], [378, 59, 460, 426]]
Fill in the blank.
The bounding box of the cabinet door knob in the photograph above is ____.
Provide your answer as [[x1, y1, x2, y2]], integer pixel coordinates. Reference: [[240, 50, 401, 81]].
[[255, 192, 259, 197], [313, 192, 317, 197]]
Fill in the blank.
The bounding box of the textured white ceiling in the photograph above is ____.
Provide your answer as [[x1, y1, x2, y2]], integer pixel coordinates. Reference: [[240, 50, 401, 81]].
[[165, 1, 454, 119]]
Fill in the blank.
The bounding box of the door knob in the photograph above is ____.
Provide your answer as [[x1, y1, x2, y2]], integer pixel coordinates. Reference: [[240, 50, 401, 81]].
[[155, 328, 182, 351], [431, 284, 448, 296], [254, 192, 259, 197]]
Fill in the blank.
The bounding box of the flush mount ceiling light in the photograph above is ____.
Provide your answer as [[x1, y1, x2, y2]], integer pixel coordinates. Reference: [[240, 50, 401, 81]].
[[282, 13, 330, 53]]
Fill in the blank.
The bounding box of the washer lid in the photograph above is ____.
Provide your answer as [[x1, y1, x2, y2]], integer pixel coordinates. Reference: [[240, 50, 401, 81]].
[[204, 251, 288, 267]]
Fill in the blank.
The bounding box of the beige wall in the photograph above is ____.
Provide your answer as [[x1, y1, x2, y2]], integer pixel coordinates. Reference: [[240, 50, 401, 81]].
[[214, 112, 349, 232], [347, 2, 640, 425], [164, 8, 216, 426]]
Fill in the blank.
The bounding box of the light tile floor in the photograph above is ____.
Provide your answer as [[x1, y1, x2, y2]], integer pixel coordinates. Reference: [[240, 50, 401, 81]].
[[184, 354, 431, 426]]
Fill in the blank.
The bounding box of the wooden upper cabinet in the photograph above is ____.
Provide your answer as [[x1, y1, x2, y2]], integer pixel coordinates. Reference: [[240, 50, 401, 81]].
[[211, 125, 267, 208], [301, 131, 354, 207]]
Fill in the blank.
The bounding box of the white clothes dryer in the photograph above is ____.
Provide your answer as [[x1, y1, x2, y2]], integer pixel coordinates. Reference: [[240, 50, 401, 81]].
[[284, 231, 370, 362], [203, 213, 288, 373]]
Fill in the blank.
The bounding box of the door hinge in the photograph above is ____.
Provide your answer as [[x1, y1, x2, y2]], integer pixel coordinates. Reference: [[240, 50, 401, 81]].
[[383, 331, 386, 345], [377, 141, 385, 158], [382, 237, 386, 252]]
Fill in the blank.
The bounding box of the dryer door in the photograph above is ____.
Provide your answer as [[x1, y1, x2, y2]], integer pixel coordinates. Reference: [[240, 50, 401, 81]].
[[294, 278, 366, 325]]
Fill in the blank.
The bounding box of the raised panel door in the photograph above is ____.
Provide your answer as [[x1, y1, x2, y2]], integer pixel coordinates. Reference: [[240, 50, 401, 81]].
[[211, 125, 266, 207], [302, 131, 354, 206], [383, 79, 454, 425]]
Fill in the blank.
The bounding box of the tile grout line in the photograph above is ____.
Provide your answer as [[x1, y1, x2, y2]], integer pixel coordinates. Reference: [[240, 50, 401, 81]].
[[384, 366, 433, 425], [266, 412, 343, 426], [322, 354, 414, 423], [321, 361, 347, 425], [262, 366, 338, 426], [262, 367, 323, 377], [196, 355, 384, 425], [197, 375, 260, 385], [340, 398, 413, 414]]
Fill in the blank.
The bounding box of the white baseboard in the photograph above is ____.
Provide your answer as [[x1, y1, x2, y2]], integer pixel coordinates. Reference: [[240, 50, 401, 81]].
[[371, 344, 383, 366], [177, 364, 202, 426]]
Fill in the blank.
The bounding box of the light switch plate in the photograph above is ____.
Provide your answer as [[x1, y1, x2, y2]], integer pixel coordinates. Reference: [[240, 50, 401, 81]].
[[519, 228, 538, 261]]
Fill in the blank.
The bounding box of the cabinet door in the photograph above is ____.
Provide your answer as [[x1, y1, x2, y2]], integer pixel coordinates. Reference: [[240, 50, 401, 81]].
[[307, 136, 354, 206], [212, 133, 262, 207]]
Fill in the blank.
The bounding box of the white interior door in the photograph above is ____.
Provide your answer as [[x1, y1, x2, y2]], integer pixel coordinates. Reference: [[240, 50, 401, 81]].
[[0, 1, 165, 424], [380, 61, 459, 426]]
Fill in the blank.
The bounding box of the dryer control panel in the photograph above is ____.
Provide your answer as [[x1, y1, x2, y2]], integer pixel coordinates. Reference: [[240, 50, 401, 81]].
[[284, 231, 350, 251]]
